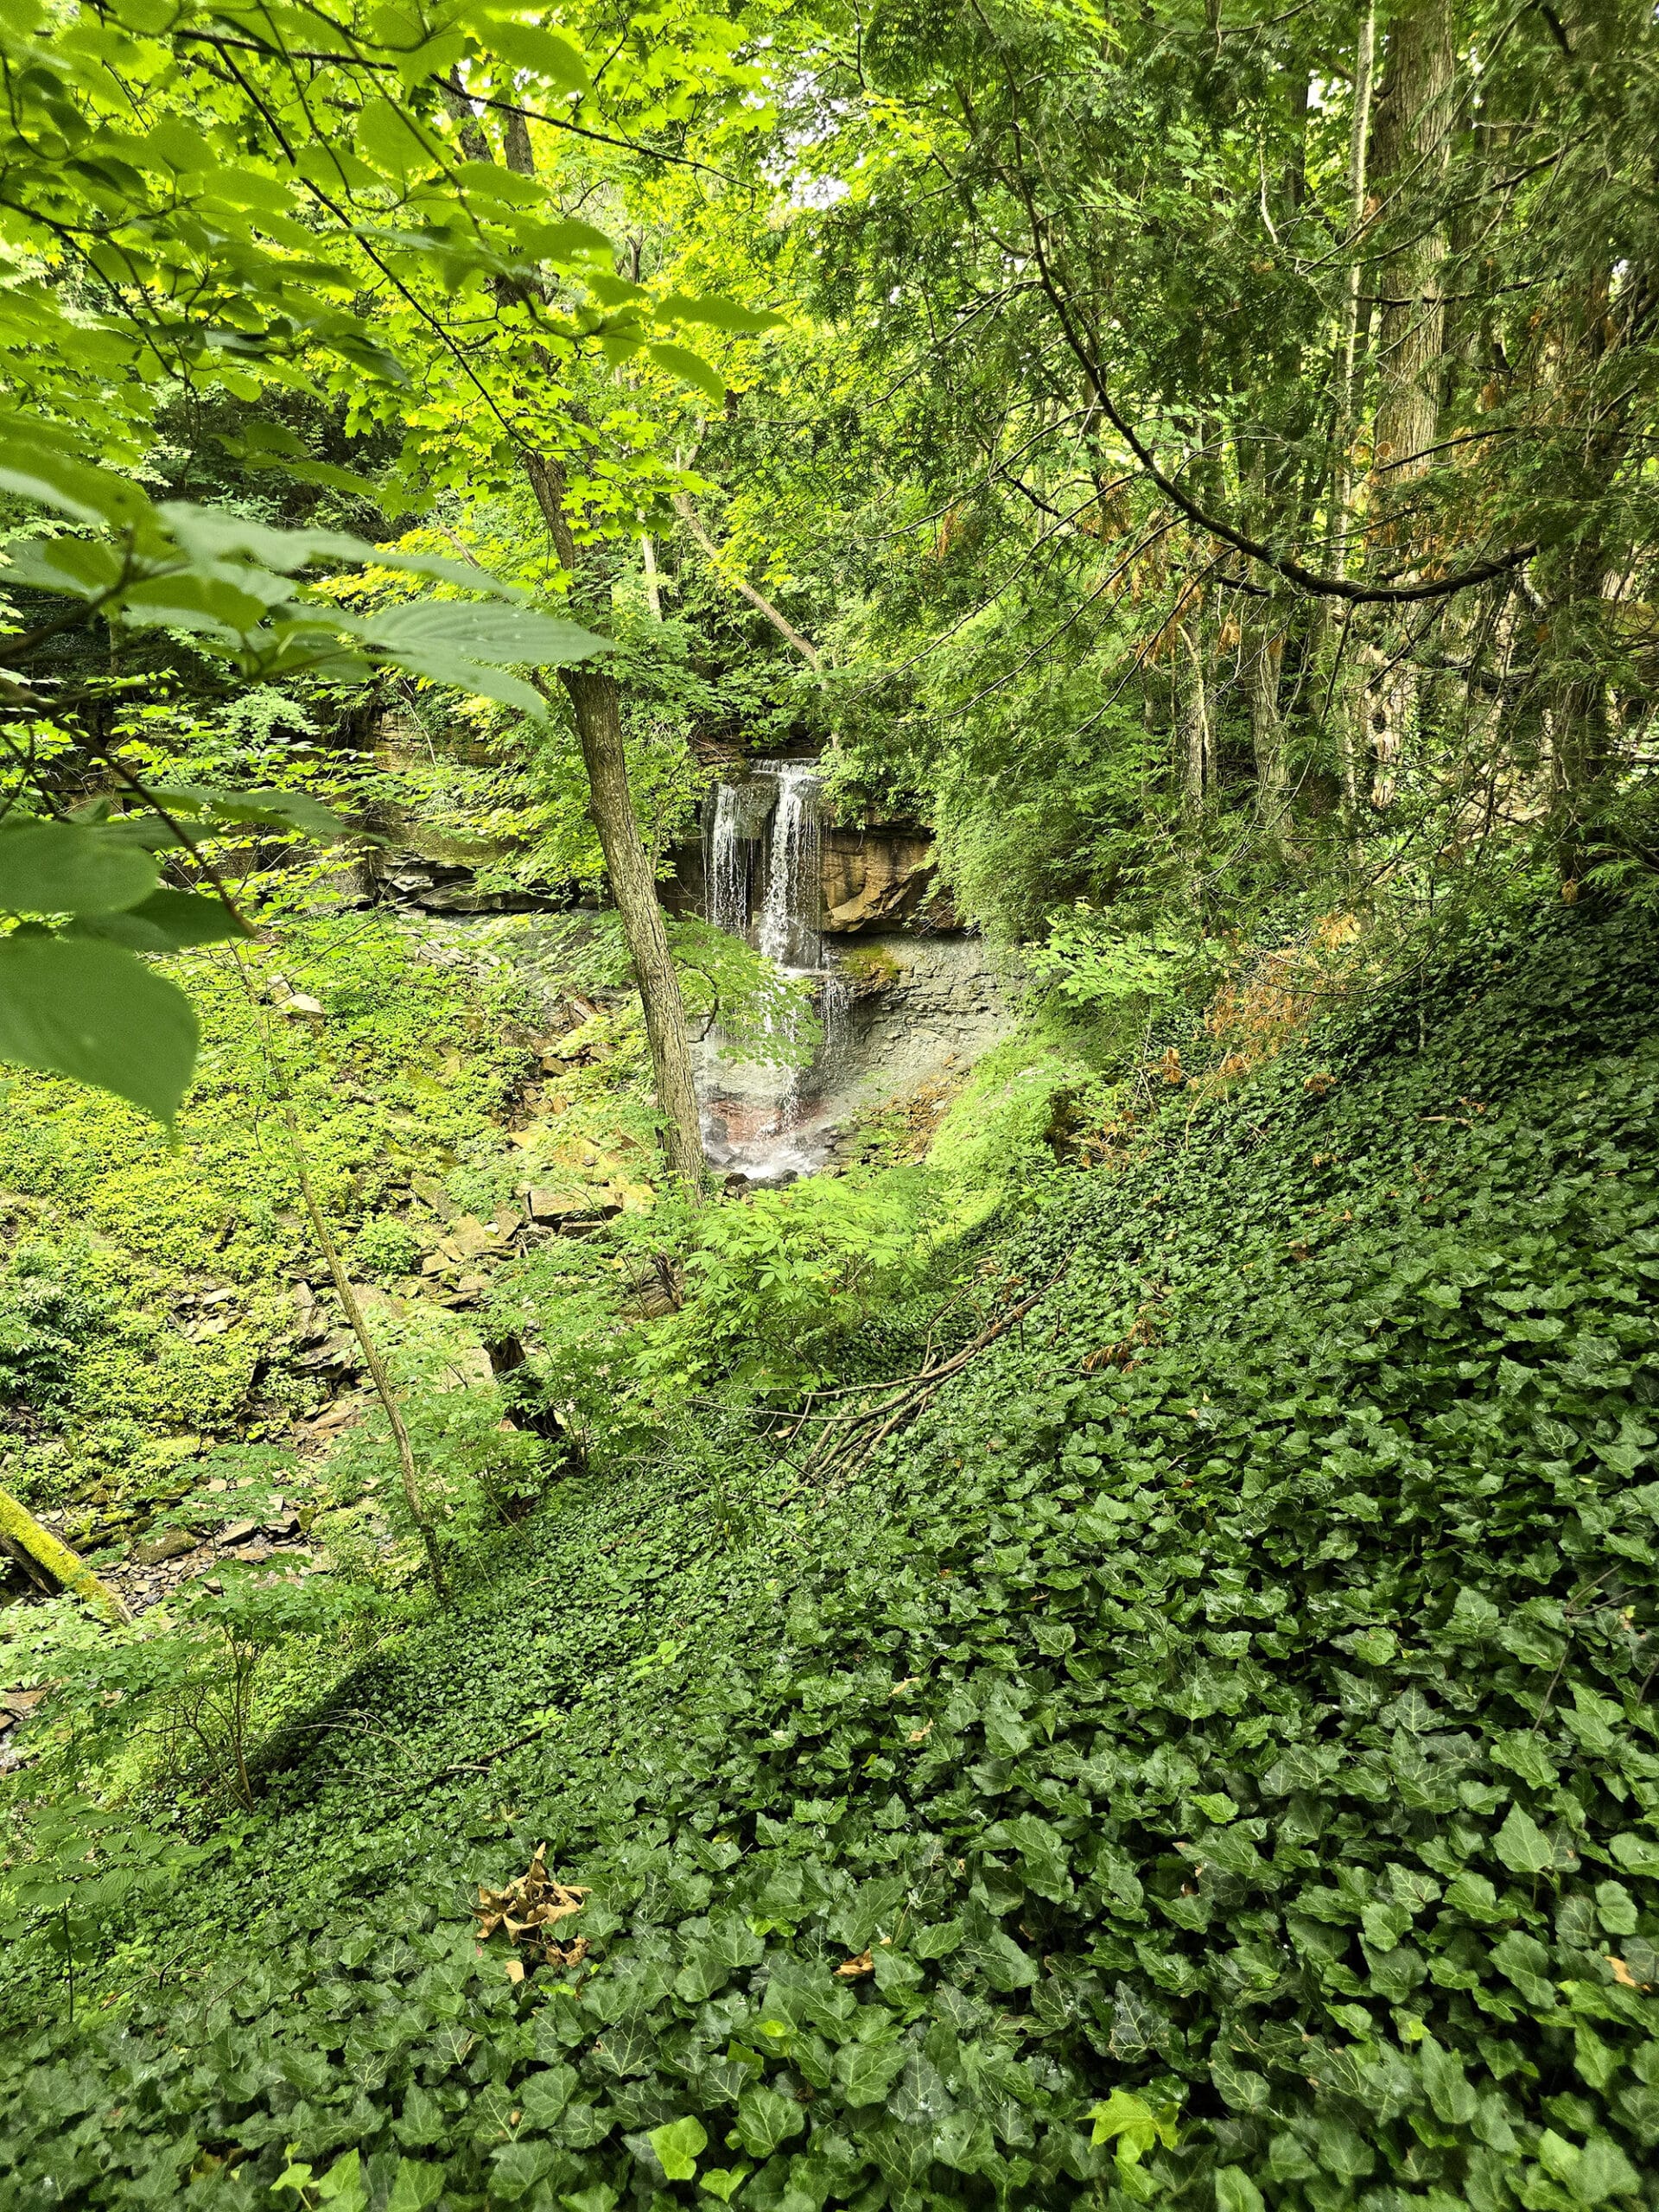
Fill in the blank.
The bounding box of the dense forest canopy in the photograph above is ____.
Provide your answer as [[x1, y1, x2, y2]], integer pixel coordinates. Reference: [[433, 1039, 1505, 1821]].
[[4, 2, 1659, 2209]]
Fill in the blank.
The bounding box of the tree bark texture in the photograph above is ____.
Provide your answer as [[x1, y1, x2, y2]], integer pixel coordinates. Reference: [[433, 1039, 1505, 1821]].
[[1249, 621, 1289, 842], [1179, 611, 1216, 817], [0, 1488, 130, 1622]]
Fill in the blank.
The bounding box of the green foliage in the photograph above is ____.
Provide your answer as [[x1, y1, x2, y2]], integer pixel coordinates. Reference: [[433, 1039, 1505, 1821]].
[[0, 442, 606, 1119], [0, 912, 537, 1511], [48, 1567, 389, 1810], [1026, 911, 1207, 1012], [497, 1162, 944, 1440], [6, 898, 1655, 2207], [326, 1382, 557, 1585], [0, 1243, 102, 1414]]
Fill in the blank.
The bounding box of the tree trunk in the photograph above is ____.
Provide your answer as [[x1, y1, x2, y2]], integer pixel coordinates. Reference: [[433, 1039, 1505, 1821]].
[[464, 97, 706, 1190], [0, 1488, 130, 1622], [562, 664, 706, 1185], [671, 495, 822, 673], [1369, 0, 1455, 483], [640, 534, 664, 621], [1249, 622, 1288, 844], [282, 1106, 448, 1597], [1178, 610, 1214, 819]]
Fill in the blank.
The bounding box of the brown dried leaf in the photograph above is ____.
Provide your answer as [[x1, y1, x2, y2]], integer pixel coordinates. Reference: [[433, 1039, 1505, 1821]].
[[835, 1952, 874, 1980]]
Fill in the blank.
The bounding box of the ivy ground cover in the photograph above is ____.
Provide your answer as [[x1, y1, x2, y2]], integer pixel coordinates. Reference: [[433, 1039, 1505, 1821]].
[[4, 898, 1659, 2211]]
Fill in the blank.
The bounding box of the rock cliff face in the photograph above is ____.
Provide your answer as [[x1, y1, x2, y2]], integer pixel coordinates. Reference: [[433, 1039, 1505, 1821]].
[[821, 824, 948, 932]]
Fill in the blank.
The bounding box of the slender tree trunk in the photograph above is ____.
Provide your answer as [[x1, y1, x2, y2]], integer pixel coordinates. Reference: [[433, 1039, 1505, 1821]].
[[1179, 610, 1214, 820], [283, 1108, 448, 1598], [1330, 3, 1376, 569], [1318, 7, 1376, 841], [671, 495, 822, 673], [1249, 624, 1288, 845], [566, 668, 706, 1185], [524, 456, 705, 1191], [484, 122, 705, 1190], [640, 535, 664, 621]]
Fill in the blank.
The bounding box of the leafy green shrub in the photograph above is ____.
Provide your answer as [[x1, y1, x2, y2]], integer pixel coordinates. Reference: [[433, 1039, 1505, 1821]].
[[46, 1567, 388, 1811], [325, 1381, 557, 1585], [500, 1168, 946, 1446], [346, 1216, 421, 1282], [0, 1243, 102, 1417]]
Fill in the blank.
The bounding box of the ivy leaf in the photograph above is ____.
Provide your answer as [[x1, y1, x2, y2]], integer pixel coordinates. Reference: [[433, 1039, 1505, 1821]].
[[1609, 1832, 1659, 1878], [1418, 2035, 1478, 2125], [313, 2150, 369, 2212], [517, 2063, 577, 2130], [1494, 1804, 1554, 1875], [1214, 2170, 1267, 2212], [831, 2037, 906, 2107], [958, 1904, 1038, 1991], [490, 2141, 558, 2201], [646, 2116, 706, 2182], [732, 2084, 805, 2157], [385, 2162, 445, 2212], [0, 935, 197, 1121], [696, 2167, 750, 2204], [1090, 2089, 1179, 2152]]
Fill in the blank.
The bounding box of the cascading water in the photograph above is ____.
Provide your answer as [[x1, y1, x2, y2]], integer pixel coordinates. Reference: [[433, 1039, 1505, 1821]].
[[706, 783, 748, 937], [697, 759, 842, 1182], [757, 760, 823, 970]]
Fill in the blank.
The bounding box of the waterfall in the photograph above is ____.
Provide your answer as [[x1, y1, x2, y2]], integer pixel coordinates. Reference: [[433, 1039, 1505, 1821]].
[[703, 760, 823, 962], [706, 783, 749, 937], [699, 758, 840, 1182], [756, 760, 823, 969]]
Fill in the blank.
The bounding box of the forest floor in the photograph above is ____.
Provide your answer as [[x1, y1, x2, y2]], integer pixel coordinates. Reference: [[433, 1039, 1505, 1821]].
[[3, 898, 1659, 2209]]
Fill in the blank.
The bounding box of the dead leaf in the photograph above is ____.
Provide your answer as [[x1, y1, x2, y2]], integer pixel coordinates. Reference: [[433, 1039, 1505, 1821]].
[[504, 1959, 524, 1984], [1609, 1954, 1649, 1989], [474, 1847, 592, 1972], [835, 1953, 874, 1979], [908, 1723, 933, 1745]]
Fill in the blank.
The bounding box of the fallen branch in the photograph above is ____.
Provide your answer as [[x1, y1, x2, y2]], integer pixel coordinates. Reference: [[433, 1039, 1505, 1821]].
[[793, 1266, 1067, 1483], [0, 1489, 130, 1624], [395, 1719, 556, 1796], [672, 495, 823, 673]]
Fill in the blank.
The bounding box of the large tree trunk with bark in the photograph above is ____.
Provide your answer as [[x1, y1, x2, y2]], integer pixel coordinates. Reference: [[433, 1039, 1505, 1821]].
[[468, 96, 705, 1189], [1369, 0, 1455, 483]]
